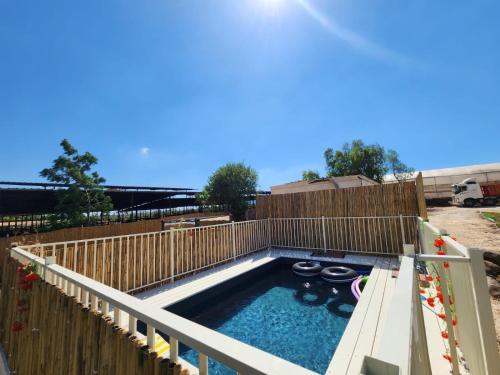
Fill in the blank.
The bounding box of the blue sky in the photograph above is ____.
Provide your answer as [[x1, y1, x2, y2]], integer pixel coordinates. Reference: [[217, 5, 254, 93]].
[[1, 0, 499, 190]]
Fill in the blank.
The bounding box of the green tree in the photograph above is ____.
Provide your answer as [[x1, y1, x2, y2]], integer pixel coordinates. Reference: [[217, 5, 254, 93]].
[[302, 169, 321, 181], [40, 139, 113, 228], [324, 140, 387, 183], [202, 162, 257, 220], [386, 149, 415, 182]]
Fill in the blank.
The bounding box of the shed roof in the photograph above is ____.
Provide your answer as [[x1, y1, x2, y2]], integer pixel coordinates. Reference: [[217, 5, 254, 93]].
[[271, 175, 379, 194]]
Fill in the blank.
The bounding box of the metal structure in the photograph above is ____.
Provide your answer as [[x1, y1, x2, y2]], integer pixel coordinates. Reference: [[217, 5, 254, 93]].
[[0, 181, 265, 236], [0, 181, 200, 236]]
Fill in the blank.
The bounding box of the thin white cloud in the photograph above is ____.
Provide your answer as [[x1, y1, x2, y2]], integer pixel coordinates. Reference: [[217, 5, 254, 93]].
[[295, 0, 417, 68], [139, 147, 150, 157]]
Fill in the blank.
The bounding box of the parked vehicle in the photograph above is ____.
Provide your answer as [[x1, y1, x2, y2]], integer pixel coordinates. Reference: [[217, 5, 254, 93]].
[[451, 178, 500, 207]]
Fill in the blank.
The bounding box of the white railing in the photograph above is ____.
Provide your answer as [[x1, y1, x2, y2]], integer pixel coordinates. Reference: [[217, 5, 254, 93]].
[[362, 255, 431, 375], [269, 216, 416, 255], [19, 220, 269, 293], [417, 218, 499, 375], [18, 216, 417, 293], [10, 246, 317, 375]]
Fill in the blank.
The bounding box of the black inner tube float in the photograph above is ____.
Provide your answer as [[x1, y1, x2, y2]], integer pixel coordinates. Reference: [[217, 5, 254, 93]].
[[292, 261, 322, 277], [321, 266, 358, 283]]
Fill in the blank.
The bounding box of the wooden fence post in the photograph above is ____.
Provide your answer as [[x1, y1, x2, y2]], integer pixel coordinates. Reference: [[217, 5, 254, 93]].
[[415, 172, 428, 219]]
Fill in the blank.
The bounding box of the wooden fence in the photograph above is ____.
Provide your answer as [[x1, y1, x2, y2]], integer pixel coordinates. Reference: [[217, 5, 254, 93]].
[[256, 179, 426, 219], [19, 216, 416, 293], [0, 256, 182, 375]]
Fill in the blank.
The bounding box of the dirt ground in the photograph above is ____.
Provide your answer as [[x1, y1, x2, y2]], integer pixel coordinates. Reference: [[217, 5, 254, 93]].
[[427, 206, 500, 251], [427, 205, 500, 350]]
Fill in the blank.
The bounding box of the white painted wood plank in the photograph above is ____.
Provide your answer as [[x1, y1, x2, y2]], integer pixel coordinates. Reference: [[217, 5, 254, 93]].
[[345, 258, 394, 374], [371, 257, 399, 355], [326, 257, 384, 374]]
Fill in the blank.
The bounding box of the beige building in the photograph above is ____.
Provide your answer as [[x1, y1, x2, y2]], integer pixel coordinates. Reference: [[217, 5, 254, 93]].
[[270, 175, 379, 195]]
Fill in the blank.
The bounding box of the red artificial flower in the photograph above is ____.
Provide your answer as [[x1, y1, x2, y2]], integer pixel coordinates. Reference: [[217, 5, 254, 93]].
[[452, 319, 457, 326], [434, 238, 445, 248], [426, 297, 435, 304], [11, 321, 23, 332], [436, 276, 441, 282], [443, 261, 449, 269], [25, 272, 39, 283], [441, 331, 449, 339], [438, 313, 446, 320], [436, 251, 445, 256], [428, 301, 435, 308], [425, 276, 433, 281], [436, 286, 441, 292], [437, 293, 444, 304], [442, 354, 452, 363], [419, 288, 426, 294]]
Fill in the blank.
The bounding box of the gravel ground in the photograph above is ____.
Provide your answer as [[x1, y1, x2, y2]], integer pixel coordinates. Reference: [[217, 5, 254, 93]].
[[428, 205, 500, 351], [427, 206, 500, 251]]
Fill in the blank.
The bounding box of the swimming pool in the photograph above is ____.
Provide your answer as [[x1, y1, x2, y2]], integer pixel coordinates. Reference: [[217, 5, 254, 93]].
[[166, 258, 371, 374]]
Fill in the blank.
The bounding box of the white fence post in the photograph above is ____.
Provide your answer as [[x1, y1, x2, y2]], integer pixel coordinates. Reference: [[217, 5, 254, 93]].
[[232, 221, 236, 259], [267, 218, 271, 249], [114, 307, 122, 328], [170, 337, 179, 362], [147, 325, 155, 349], [199, 353, 208, 375], [321, 216, 327, 253], [129, 315, 137, 335], [102, 300, 109, 315], [44, 255, 56, 283], [170, 229, 175, 282], [399, 214, 406, 244]]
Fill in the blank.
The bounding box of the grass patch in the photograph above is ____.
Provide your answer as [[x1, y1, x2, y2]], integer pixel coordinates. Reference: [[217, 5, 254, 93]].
[[482, 212, 500, 227]]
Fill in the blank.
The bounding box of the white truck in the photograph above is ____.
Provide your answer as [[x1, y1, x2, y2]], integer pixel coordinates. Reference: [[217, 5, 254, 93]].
[[451, 178, 500, 207]]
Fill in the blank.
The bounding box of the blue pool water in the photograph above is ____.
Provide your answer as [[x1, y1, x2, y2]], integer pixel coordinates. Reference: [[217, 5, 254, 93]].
[[165, 258, 371, 374]]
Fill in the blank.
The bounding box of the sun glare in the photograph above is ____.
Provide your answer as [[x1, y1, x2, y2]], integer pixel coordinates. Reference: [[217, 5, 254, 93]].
[[257, 0, 287, 12]]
